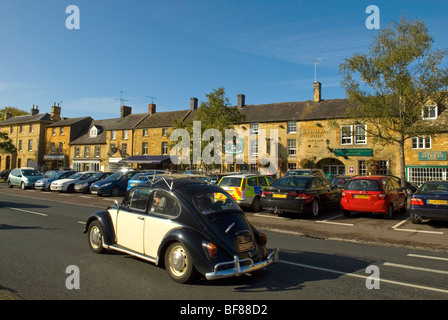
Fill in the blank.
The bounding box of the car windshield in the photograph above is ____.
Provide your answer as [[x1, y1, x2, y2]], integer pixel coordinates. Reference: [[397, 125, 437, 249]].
[[193, 192, 241, 215], [285, 170, 310, 177], [44, 171, 56, 178], [419, 182, 448, 193], [22, 169, 41, 176], [219, 177, 242, 187], [272, 177, 310, 188], [68, 172, 83, 179], [105, 172, 123, 180], [91, 172, 105, 179], [345, 179, 382, 191]]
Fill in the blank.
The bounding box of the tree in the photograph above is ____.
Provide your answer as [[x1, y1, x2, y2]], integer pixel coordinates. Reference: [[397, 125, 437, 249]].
[[171, 87, 245, 171], [339, 16, 448, 186], [0, 132, 16, 153], [0, 106, 28, 121]]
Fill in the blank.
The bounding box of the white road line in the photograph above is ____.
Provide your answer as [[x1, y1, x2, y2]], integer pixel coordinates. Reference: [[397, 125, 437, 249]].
[[280, 260, 448, 294], [4, 206, 48, 217], [316, 214, 354, 226], [383, 262, 448, 275], [77, 221, 86, 225], [407, 254, 448, 262], [254, 213, 286, 219], [392, 218, 443, 235], [79, 196, 93, 199]]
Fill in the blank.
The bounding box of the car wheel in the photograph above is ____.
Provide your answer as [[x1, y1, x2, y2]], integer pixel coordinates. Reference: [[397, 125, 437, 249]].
[[250, 196, 262, 212], [164, 242, 197, 284], [386, 204, 393, 219], [111, 186, 120, 197], [21, 182, 26, 190], [7, 180, 12, 188], [67, 184, 75, 193], [311, 200, 320, 217], [406, 187, 413, 196], [88, 220, 106, 254], [410, 211, 422, 224]]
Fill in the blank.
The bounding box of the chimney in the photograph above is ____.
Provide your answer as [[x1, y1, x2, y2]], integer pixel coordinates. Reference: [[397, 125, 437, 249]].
[[190, 97, 198, 110], [237, 94, 245, 108], [5, 111, 13, 119], [313, 82, 321, 102], [31, 105, 39, 115], [51, 102, 61, 121], [148, 103, 156, 115], [120, 105, 132, 118]]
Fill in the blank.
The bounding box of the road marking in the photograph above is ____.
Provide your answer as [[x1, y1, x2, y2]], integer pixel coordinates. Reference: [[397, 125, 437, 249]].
[[280, 259, 448, 294], [407, 254, 448, 262], [383, 262, 448, 275], [77, 221, 86, 225], [316, 214, 354, 226], [79, 195, 93, 199], [254, 213, 286, 219], [4, 206, 48, 217], [392, 218, 443, 235]]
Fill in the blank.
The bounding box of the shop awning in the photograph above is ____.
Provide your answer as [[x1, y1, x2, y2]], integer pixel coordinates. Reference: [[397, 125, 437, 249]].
[[119, 155, 172, 164]]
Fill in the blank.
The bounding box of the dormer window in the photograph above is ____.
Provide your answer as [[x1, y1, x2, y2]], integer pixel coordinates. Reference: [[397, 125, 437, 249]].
[[422, 105, 437, 120], [90, 126, 98, 138]]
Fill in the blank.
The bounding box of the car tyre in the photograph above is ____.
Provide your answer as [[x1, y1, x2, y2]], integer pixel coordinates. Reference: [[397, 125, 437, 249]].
[[7, 180, 12, 188], [88, 220, 106, 254], [311, 199, 320, 217], [386, 204, 393, 219], [406, 187, 413, 196], [21, 182, 26, 190], [164, 242, 197, 284], [250, 196, 262, 212], [111, 186, 120, 197], [410, 211, 422, 224]]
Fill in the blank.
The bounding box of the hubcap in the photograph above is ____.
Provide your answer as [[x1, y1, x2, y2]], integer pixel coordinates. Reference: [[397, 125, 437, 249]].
[[170, 246, 187, 276], [90, 226, 102, 249]]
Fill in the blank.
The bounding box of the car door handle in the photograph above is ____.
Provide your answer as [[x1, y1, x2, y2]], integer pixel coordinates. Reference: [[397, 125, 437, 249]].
[[137, 216, 145, 220]]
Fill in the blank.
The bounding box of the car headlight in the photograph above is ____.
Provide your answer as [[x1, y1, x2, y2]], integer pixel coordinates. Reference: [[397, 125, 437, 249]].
[[101, 182, 112, 187]]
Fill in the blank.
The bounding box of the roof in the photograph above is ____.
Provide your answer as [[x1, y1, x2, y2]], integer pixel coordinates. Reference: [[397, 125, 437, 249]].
[[107, 113, 148, 130], [70, 118, 120, 145], [135, 110, 191, 129], [47, 117, 92, 127], [0, 113, 53, 125]]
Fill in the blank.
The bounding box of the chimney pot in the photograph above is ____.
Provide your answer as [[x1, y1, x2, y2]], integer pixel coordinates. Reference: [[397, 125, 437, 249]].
[[148, 103, 156, 114], [313, 82, 321, 102], [31, 105, 39, 115], [237, 94, 245, 108], [120, 105, 132, 117], [51, 103, 61, 121]]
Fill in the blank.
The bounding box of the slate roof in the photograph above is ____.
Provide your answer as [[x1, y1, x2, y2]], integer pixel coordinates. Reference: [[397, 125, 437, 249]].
[[0, 113, 53, 125], [70, 118, 120, 145], [106, 113, 148, 130], [47, 117, 93, 127], [135, 110, 192, 129]]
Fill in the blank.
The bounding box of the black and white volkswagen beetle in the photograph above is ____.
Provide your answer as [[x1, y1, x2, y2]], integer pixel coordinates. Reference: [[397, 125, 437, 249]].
[[84, 176, 279, 283]]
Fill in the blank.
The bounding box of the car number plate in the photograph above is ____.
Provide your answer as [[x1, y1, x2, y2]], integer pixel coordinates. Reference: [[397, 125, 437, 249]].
[[273, 194, 287, 198], [91, 191, 98, 194], [354, 194, 369, 199], [427, 199, 447, 205]]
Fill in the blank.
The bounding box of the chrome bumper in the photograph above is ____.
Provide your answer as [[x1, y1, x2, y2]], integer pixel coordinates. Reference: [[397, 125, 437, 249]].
[[205, 247, 279, 280]]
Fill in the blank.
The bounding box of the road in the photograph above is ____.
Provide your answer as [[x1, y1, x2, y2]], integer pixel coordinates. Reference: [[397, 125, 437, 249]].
[[2, 190, 448, 304]]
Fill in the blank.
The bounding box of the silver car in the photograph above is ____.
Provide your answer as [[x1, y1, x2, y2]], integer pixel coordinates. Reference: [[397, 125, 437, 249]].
[[7, 168, 44, 189], [50, 171, 96, 192]]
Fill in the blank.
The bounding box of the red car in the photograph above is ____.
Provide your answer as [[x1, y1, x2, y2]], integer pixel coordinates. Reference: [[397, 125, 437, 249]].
[[340, 175, 407, 219]]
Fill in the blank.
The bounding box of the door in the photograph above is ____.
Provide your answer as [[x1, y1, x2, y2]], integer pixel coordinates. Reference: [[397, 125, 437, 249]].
[[115, 188, 150, 253]]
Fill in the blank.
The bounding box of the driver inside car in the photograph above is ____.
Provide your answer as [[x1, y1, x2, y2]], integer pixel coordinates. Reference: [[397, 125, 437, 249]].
[[151, 192, 167, 213]]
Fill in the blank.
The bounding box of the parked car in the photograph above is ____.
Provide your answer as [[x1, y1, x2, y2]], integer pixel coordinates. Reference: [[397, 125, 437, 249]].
[[330, 176, 352, 189], [409, 180, 448, 224], [83, 177, 279, 283], [35, 170, 77, 191], [340, 175, 407, 219], [389, 175, 417, 196], [217, 174, 272, 211], [7, 168, 44, 189], [127, 170, 170, 191], [50, 171, 96, 192], [260, 176, 342, 217], [74, 172, 113, 193], [284, 168, 330, 180], [90, 169, 136, 196]]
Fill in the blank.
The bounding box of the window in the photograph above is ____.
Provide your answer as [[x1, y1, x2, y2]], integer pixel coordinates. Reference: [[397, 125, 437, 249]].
[[58, 142, 63, 154], [287, 163, 297, 170], [52, 128, 56, 135], [250, 139, 258, 156], [27, 140, 33, 151], [19, 125, 23, 133], [142, 129, 148, 137], [162, 128, 168, 136], [90, 127, 98, 137], [287, 121, 296, 134], [422, 105, 437, 120], [287, 139, 296, 156], [60, 127, 64, 135], [84, 146, 90, 158], [142, 142, 148, 155], [161, 142, 168, 155], [10, 126, 14, 134], [74, 146, 80, 158], [123, 188, 151, 212], [121, 143, 127, 156], [122, 130, 128, 140], [18, 140, 22, 151], [111, 130, 117, 140], [412, 136, 431, 149], [94, 146, 100, 158], [150, 190, 180, 217], [340, 124, 366, 145], [29, 124, 33, 133], [250, 123, 259, 135]]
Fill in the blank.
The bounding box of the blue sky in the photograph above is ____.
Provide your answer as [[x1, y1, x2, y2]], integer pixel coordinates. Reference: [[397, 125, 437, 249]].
[[1, 0, 447, 120]]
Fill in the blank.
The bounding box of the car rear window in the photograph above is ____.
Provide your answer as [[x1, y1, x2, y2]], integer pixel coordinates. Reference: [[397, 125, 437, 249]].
[[345, 179, 382, 191], [193, 192, 241, 215], [219, 177, 242, 187], [420, 182, 448, 193], [272, 177, 310, 188]]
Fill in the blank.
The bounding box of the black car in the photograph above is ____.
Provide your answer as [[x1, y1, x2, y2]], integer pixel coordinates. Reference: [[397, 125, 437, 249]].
[[330, 176, 352, 189], [409, 180, 448, 224], [74, 172, 113, 193], [390, 175, 417, 196], [260, 176, 342, 217], [84, 177, 279, 283], [0, 169, 11, 180]]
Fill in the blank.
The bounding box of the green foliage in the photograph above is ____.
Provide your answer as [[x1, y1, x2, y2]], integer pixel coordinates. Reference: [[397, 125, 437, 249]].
[[0, 106, 28, 121], [0, 132, 16, 153]]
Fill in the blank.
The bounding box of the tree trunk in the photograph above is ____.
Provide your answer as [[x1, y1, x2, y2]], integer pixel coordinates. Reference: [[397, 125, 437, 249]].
[[398, 135, 407, 188]]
